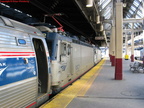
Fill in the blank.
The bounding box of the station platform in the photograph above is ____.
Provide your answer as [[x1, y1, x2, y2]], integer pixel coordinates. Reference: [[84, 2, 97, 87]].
[[40, 58, 144, 108]]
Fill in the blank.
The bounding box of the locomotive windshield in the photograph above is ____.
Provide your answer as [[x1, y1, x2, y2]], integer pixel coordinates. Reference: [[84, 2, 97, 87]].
[[46, 40, 52, 58], [46, 39, 58, 60]]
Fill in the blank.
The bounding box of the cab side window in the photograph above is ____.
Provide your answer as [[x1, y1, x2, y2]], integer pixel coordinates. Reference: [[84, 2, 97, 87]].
[[60, 43, 67, 55], [67, 44, 71, 55]]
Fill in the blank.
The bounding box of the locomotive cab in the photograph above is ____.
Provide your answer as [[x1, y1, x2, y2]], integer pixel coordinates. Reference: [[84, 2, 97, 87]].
[[44, 32, 73, 92]]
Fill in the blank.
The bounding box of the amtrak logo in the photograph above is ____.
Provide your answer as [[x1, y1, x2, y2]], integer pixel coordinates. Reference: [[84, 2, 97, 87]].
[[0, 66, 7, 75], [0, 63, 7, 76]]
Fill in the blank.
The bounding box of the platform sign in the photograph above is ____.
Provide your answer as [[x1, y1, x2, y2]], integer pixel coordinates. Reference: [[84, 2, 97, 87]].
[[0, 0, 29, 3]]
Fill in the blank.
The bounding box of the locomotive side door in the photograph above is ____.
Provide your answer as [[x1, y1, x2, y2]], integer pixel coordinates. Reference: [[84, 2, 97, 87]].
[[31, 35, 51, 106], [60, 41, 72, 82], [66, 43, 72, 79]]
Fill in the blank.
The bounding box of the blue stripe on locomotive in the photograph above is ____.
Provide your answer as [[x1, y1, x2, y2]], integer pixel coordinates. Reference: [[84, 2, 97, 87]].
[[0, 57, 37, 86]]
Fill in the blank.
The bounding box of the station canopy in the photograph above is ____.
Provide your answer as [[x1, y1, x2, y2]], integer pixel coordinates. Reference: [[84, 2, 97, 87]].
[[0, 0, 143, 45]]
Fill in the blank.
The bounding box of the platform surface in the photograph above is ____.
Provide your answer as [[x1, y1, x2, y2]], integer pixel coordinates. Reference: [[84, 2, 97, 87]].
[[41, 58, 144, 108]]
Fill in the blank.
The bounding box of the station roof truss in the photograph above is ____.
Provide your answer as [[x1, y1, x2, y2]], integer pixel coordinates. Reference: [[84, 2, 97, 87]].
[[0, 0, 143, 46]]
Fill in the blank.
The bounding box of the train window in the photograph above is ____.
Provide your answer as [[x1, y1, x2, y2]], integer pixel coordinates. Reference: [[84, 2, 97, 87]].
[[18, 39, 26, 45], [16, 38, 27, 46], [67, 44, 71, 55]]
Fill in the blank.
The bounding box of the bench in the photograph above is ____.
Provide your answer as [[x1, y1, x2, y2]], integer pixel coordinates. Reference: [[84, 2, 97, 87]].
[[130, 61, 144, 73]]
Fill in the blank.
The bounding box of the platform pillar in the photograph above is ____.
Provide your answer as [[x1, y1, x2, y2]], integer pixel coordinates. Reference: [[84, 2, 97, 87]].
[[109, 36, 112, 62], [115, 1, 123, 80], [131, 25, 134, 62], [111, 26, 115, 66], [143, 31, 144, 65], [143, 32, 144, 65]]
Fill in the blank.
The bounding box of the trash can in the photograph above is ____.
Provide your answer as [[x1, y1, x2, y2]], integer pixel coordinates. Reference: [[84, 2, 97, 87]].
[[125, 54, 129, 60]]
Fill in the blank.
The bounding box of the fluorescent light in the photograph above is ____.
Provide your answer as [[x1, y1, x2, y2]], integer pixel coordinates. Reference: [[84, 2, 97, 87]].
[[0, 3, 10, 8], [27, 14, 32, 17], [86, 0, 94, 7], [86, 4, 93, 7]]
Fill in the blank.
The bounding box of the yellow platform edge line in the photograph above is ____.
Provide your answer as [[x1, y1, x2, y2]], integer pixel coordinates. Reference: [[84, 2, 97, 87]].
[[41, 59, 105, 108], [76, 59, 105, 97]]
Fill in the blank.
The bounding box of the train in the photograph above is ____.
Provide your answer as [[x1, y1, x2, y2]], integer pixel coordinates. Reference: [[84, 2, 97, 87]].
[[0, 16, 102, 108]]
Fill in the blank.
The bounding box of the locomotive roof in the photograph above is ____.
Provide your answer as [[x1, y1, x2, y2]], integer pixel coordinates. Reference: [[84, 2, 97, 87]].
[[0, 15, 43, 36], [45, 32, 93, 48]]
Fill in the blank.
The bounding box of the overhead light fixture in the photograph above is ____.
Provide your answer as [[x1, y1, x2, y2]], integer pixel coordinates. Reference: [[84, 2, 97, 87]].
[[96, 15, 100, 24], [100, 24, 103, 31], [86, 0, 94, 7], [123, 3, 127, 7]]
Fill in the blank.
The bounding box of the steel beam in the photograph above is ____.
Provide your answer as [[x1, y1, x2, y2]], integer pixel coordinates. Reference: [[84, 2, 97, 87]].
[[123, 18, 144, 23]]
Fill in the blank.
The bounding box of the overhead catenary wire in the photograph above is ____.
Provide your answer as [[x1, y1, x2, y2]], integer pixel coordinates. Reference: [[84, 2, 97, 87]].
[[29, 0, 89, 37]]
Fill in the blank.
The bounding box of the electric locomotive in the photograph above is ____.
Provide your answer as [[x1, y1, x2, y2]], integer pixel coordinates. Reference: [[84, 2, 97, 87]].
[[33, 23, 102, 93]]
